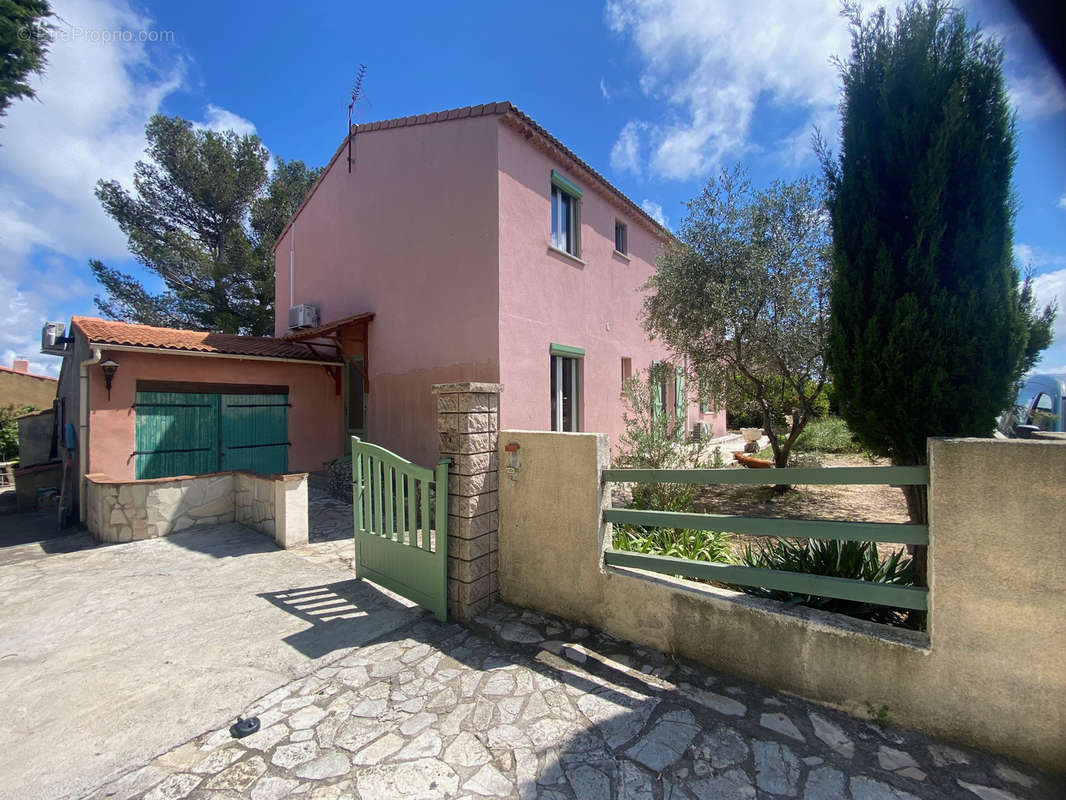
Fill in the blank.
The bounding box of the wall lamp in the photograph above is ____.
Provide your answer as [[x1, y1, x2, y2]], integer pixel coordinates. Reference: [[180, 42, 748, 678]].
[[100, 359, 119, 401]]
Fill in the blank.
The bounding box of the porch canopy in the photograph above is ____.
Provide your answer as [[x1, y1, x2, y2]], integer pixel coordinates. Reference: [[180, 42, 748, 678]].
[[282, 312, 375, 392]]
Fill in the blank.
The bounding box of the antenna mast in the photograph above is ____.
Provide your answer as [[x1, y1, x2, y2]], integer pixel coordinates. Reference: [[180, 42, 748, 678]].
[[348, 65, 367, 173]]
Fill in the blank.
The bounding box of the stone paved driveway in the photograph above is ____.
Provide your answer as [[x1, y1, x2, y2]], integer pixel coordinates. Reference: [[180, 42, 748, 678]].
[[84, 604, 1060, 800]]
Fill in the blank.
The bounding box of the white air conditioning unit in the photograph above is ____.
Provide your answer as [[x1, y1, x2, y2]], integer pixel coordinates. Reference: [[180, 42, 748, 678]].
[[288, 304, 319, 331], [41, 321, 70, 356]]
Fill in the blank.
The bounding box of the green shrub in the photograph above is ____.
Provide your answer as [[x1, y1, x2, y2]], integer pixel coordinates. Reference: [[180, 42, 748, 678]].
[[793, 416, 862, 454], [613, 525, 731, 563], [738, 538, 916, 625], [0, 405, 35, 461], [613, 367, 731, 562]]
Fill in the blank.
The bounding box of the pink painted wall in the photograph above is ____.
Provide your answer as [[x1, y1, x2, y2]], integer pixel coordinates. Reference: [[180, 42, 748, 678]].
[[86, 350, 343, 480], [495, 123, 726, 449], [274, 115, 501, 466]]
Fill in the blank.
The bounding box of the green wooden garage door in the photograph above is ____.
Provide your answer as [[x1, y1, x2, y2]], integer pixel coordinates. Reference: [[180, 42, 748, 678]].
[[134, 391, 289, 479], [220, 394, 289, 474]]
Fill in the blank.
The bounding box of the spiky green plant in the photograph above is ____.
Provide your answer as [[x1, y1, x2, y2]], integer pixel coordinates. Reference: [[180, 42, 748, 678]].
[[739, 538, 916, 625]]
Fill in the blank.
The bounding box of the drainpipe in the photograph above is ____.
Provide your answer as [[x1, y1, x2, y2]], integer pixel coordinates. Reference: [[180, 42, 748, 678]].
[[289, 220, 296, 308], [78, 346, 102, 523]]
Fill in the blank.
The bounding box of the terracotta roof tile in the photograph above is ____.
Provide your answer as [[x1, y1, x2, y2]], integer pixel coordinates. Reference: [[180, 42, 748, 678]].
[[72, 317, 340, 363]]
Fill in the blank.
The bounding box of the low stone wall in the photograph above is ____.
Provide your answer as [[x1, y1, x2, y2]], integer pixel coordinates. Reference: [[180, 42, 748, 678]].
[[85, 471, 308, 549], [497, 432, 1066, 773]]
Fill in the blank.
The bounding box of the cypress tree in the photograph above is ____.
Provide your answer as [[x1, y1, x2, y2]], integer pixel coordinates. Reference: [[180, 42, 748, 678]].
[[822, 0, 1052, 525]]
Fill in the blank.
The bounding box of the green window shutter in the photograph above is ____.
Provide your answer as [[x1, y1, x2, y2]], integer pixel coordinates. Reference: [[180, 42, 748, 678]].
[[651, 361, 664, 420], [675, 366, 684, 414], [550, 342, 585, 358], [550, 170, 583, 198]]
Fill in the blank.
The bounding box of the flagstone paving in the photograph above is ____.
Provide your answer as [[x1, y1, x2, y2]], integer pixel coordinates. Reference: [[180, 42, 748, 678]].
[[83, 603, 1061, 800]]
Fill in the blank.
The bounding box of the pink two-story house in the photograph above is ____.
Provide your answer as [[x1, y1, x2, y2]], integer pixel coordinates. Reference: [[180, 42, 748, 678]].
[[51, 102, 726, 522], [276, 101, 725, 466]]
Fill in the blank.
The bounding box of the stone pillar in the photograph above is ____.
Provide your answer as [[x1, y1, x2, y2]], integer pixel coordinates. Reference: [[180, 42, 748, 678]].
[[273, 473, 309, 549], [433, 382, 503, 620]]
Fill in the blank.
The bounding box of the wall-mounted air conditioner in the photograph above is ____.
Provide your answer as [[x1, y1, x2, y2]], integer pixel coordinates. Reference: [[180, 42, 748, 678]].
[[288, 304, 319, 331], [41, 321, 71, 356]]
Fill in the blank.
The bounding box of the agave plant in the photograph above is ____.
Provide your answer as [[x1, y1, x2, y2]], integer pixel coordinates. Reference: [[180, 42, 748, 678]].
[[738, 538, 915, 625]]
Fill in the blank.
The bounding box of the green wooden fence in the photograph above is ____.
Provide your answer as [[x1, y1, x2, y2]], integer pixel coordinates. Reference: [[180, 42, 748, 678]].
[[352, 436, 450, 620], [602, 465, 929, 611]]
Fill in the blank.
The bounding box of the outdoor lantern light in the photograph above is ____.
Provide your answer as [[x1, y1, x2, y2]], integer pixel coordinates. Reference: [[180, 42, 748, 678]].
[[100, 359, 119, 401]]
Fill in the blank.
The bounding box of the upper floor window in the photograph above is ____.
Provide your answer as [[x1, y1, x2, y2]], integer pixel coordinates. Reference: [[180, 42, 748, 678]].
[[550, 170, 582, 257], [614, 220, 628, 255]]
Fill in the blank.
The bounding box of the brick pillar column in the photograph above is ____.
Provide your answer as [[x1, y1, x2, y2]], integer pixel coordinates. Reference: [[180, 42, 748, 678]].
[[433, 382, 503, 620]]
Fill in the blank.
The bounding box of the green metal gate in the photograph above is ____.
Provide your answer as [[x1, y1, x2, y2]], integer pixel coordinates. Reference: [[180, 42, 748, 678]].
[[134, 391, 289, 479], [351, 436, 450, 620]]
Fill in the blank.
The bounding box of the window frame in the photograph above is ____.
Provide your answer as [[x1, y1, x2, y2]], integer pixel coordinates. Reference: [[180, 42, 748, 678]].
[[550, 170, 583, 258], [550, 342, 584, 432], [614, 219, 628, 256]]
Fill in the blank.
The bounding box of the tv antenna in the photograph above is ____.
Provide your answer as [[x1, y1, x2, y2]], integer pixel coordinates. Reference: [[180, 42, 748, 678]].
[[348, 65, 367, 173]]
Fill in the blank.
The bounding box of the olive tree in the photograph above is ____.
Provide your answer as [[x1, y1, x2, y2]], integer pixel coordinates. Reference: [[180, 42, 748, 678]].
[[643, 168, 832, 471]]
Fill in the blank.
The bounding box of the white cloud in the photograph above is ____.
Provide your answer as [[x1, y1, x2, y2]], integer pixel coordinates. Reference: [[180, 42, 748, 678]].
[[0, 0, 186, 263], [1031, 267, 1065, 345], [640, 198, 668, 227], [0, 277, 67, 377], [606, 0, 1062, 180], [1015, 243, 1066, 270], [1058, 193, 1066, 210], [599, 78, 611, 102], [610, 120, 646, 174], [197, 104, 257, 137], [604, 0, 877, 180], [0, 0, 264, 373], [986, 21, 1066, 120]]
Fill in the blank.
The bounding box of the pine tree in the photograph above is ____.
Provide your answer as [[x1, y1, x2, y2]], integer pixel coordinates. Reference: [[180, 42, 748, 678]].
[[821, 0, 1054, 525], [91, 115, 320, 335], [0, 0, 52, 124]]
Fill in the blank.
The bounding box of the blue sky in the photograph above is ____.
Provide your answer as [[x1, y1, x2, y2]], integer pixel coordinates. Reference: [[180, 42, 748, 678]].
[[1, 0, 1064, 377]]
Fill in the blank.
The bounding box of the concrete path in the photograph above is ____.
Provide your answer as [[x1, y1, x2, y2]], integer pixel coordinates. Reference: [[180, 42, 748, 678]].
[[81, 604, 1061, 800], [0, 521, 418, 800]]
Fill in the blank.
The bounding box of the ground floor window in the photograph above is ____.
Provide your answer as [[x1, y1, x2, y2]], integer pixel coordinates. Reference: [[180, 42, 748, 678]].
[[550, 351, 581, 432]]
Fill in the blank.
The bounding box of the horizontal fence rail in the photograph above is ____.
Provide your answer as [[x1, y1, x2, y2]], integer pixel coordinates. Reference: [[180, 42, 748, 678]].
[[603, 464, 929, 611], [602, 465, 929, 486], [603, 508, 928, 545], [603, 550, 928, 610]]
